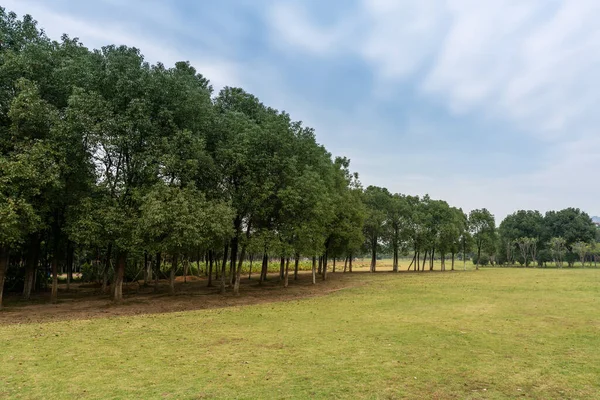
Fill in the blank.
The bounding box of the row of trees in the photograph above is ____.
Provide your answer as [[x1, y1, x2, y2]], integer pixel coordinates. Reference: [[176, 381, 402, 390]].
[[0, 9, 598, 309], [0, 9, 370, 308], [496, 209, 598, 267]]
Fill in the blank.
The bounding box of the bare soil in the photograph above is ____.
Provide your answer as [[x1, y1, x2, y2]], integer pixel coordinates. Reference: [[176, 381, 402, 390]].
[[0, 271, 367, 325]]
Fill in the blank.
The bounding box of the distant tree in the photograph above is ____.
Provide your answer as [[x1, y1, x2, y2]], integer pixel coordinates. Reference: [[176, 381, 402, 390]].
[[362, 186, 390, 273], [571, 242, 588, 267], [544, 209, 596, 251], [468, 209, 495, 270], [549, 237, 566, 268]]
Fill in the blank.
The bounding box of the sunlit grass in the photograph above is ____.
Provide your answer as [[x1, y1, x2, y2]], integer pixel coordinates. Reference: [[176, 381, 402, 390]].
[[1, 268, 600, 399]]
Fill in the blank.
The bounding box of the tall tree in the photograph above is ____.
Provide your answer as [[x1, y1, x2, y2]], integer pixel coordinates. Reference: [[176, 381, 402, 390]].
[[468, 209, 496, 270]]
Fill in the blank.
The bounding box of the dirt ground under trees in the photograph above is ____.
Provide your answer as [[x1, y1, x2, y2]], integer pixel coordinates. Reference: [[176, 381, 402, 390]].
[[0, 271, 372, 325]]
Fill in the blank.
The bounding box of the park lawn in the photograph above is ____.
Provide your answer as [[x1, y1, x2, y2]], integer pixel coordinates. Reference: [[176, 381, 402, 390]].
[[1, 268, 599, 399]]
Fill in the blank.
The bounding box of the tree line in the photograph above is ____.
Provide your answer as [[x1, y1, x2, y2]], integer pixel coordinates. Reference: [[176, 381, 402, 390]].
[[0, 9, 598, 309]]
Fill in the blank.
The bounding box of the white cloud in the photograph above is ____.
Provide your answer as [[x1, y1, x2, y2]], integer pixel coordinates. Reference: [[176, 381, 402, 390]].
[[264, 0, 600, 218], [267, 2, 355, 55]]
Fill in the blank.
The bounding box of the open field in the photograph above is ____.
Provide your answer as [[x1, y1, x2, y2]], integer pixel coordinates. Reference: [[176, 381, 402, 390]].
[[1, 268, 600, 399]]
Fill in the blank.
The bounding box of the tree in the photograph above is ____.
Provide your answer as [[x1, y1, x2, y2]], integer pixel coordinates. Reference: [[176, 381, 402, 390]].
[[383, 194, 409, 272], [362, 186, 390, 273], [571, 241, 588, 268], [468, 209, 495, 270], [549, 237, 566, 268]]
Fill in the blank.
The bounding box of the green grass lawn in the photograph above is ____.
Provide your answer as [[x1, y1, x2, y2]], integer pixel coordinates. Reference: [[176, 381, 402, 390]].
[[1, 268, 600, 399]]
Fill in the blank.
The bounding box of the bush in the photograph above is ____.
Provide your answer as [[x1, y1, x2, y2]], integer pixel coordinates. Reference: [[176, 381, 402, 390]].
[[473, 254, 489, 266]]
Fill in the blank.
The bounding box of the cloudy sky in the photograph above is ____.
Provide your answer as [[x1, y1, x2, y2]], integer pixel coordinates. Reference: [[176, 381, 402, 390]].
[[6, 0, 600, 220]]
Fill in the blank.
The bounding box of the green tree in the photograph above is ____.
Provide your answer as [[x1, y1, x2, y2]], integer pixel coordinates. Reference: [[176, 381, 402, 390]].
[[468, 208, 496, 270]]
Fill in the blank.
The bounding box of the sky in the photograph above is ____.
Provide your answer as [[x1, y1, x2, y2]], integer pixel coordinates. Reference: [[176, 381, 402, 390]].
[[5, 0, 600, 221]]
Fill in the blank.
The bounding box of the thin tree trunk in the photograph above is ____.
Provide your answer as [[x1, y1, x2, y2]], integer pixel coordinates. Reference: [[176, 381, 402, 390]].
[[248, 255, 254, 280], [318, 256, 322, 275], [196, 250, 206, 278], [234, 237, 248, 296], [322, 252, 328, 281], [183, 256, 189, 284], [332, 257, 336, 273], [51, 249, 59, 304], [154, 251, 161, 292], [312, 256, 316, 284], [207, 250, 214, 287], [169, 253, 177, 295], [143, 252, 149, 285], [229, 236, 238, 287], [113, 251, 126, 302], [416, 251, 420, 272], [451, 252, 455, 271], [421, 250, 428, 272], [0, 246, 9, 310], [349, 255, 353, 273], [407, 252, 416, 271], [259, 252, 268, 284], [279, 256, 285, 281], [430, 247, 435, 271], [476, 244, 481, 270], [284, 258, 290, 288], [66, 241, 73, 291], [23, 236, 40, 300], [371, 237, 377, 272], [343, 256, 348, 273], [220, 243, 229, 294], [294, 253, 299, 280], [102, 244, 112, 294]]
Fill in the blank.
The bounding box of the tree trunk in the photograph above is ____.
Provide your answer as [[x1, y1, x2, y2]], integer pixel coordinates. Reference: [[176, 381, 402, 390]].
[[407, 252, 416, 271], [451, 252, 455, 271], [220, 243, 229, 294], [343, 256, 348, 273], [170, 254, 177, 295], [279, 256, 285, 281], [102, 244, 112, 294], [143, 252, 149, 285], [349, 255, 353, 273], [23, 236, 40, 300], [234, 243, 247, 296], [229, 236, 238, 287], [197, 250, 202, 277], [183, 254, 190, 283], [421, 250, 428, 272], [51, 249, 59, 304], [284, 258, 290, 288], [207, 250, 214, 287], [66, 241, 74, 292], [371, 236, 377, 273], [248, 255, 254, 280], [322, 252, 328, 281], [0, 246, 9, 310], [332, 257, 336, 273], [430, 247, 435, 271], [154, 252, 161, 292], [476, 244, 481, 270], [416, 251, 420, 272], [312, 256, 316, 284], [294, 253, 299, 280], [259, 252, 268, 284], [318, 256, 322, 275], [113, 251, 126, 302]]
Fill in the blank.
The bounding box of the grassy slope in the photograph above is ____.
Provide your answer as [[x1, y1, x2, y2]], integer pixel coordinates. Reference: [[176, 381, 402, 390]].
[[1, 268, 599, 399]]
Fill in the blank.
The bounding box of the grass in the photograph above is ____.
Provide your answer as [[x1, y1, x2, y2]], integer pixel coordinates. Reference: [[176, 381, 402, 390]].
[[1, 267, 600, 399]]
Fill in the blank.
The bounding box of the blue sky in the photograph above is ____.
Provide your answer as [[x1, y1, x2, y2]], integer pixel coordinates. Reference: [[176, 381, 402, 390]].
[[6, 0, 600, 220]]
